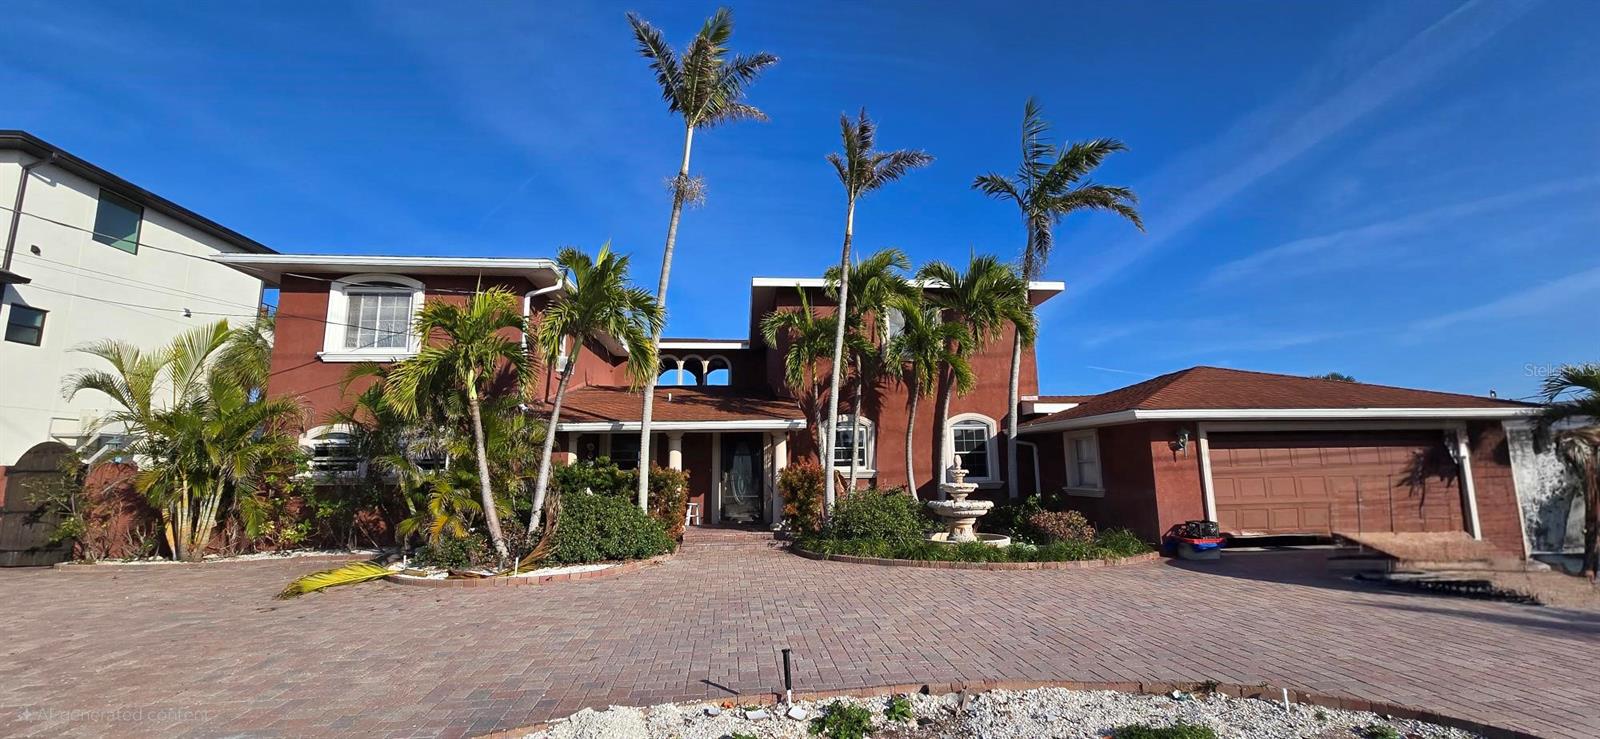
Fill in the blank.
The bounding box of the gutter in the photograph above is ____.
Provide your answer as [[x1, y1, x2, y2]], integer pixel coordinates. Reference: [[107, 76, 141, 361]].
[[1, 152, 54, 281]]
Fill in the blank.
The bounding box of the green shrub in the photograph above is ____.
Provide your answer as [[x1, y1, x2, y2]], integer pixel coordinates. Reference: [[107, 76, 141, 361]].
[[545, 492, 675, 565], [779, 462, 827, 534], [552, 458, 633, 497], [800, 527, 1151, 564], [1114, 722, 1218, 739], [884, 694, 913, 723], [413, 533, 486, 570], [1029, 509, 1096, 543], [1361, 725, 1401, 739], [988, 494, 1045, 541], [820, 488, 933, 544], [1095, 528, 1150, 557], [642, 466, 690, 540], [809, 700, 873, 739]]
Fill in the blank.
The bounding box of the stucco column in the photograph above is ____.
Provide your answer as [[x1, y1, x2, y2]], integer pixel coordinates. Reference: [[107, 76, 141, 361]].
[[666, 432, 684, 471], [710, 432, 722, 525], [770, 431, 788, 527]]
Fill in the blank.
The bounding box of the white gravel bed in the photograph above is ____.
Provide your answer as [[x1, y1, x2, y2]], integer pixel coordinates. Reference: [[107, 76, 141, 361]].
[[66, 548, 377, 566], [526, 687, 1480, 739], [385, 561, 616, 581]]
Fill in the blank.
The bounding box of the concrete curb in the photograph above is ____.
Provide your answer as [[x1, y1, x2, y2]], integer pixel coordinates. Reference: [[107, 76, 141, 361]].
[[790, 546, 1161, 570], [383, 554, 670, 589], [483, 678, 1539, 739]]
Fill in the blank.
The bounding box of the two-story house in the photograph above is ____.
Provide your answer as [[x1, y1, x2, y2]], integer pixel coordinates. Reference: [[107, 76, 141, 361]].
[[0, 132, 270, 558]]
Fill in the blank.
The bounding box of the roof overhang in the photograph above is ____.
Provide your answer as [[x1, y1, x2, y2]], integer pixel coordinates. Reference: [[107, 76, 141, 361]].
[[1021, 406, 1541, 434], [659, 339, 750, 351], [555, 418, 806, 433], [209, 253, 563, 288]]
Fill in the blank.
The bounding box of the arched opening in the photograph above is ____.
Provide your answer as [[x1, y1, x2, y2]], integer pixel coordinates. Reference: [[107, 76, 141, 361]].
[[704, 355, 732, 386]]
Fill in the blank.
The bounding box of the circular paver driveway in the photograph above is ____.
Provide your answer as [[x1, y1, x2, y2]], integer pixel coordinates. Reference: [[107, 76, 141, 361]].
[[1, 537, 1596, 738]]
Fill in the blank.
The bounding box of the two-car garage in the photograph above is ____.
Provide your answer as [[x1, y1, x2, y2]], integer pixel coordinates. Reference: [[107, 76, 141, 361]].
[[1207, 430, 1468, 538]]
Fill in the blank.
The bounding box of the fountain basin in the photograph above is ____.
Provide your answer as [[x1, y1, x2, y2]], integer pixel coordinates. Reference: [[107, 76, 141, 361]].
[[927, 531, 1012, 547]]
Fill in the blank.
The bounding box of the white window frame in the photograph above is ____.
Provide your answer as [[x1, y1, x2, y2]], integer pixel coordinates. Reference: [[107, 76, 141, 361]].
[[301, 424, 363, 481], [1063, 429, 1104, 496], [831, 414, 875, 474], [320, 273, 425, 362], [944, 413, 998, 484]]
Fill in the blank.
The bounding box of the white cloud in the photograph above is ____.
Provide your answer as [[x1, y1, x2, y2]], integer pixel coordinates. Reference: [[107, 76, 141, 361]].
[[1409, 265, 1600, 332]]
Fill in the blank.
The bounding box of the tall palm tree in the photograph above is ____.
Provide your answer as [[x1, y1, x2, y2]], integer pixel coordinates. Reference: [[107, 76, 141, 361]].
[[824, 247, 916, 491], [64, 320, 301, 561], [822, 110, 932, 510], [1541, 363, 1600, 580], [973, 98, 1142, 498], [386, 287, 532, 565], [760, 289, 863, 454], [887, 295, 973, 496], [628, 8, 778, 512], [916, 255, 1034, 496], [529, 245, 662, 532]]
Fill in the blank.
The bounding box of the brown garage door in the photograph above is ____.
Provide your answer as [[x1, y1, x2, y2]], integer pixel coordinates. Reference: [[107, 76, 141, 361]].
[[1209, 431, 1465, 537]]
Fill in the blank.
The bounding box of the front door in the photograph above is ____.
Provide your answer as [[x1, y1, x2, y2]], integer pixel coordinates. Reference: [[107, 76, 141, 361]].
[[720, 433, 765, 524]]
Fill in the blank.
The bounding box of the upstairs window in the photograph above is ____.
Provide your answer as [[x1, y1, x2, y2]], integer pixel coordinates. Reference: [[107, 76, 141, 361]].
[[832, 415, 874, 470], [92, 189, 143, 254], [321, 274, 425, 361], [4, 304, 46, 346]]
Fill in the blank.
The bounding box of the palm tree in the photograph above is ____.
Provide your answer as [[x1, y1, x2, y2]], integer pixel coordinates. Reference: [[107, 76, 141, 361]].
[[64, 320, 302, 561], [760, 289, 863, 454], [529, 245, 662, 532], [887, 295, 973, 496], [386, 287, 532, 565], [628, 8, 778, 512], [822, 110, 933, 510], [824, 247, 917, 491], [973, 98, 1142, 497], [1540, 363, 1600, 580], [916, 255, 1034, 495]]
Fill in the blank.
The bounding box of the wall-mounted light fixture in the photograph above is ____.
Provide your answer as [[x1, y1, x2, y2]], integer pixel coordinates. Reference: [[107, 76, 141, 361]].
[[1170, 427, 1191, 455], [1444, 430, 1463, 464]]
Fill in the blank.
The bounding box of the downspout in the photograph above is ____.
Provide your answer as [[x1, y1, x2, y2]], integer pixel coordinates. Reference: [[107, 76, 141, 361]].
[[3, 153, 54, 274]]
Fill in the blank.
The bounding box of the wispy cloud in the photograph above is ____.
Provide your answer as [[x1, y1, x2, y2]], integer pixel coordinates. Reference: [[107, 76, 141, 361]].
[[1205, 176, 1600, 285], [1408, 265, 1600, 333], [1067, 0, 1540, 298]]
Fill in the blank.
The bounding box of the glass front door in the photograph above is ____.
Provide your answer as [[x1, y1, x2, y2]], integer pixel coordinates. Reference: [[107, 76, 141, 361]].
[[720, 434, 764, 524]]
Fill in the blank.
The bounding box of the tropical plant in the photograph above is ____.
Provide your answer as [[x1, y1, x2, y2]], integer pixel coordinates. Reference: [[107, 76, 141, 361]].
[[628, 7, 778, 511], [528, 244, 662, 531], [821, 111, 932, 512], [887, 295, 972, 496], [778, 462, 827, 535], [824, 247, 918, 492], [277, 560, 394, 599], [916, 255, 1034, 490], [1540, 363, 1600, 580], [63, 320, 304, 561], [973, 98, 1142, 498], [885, 695, 914, 723], [809, 700, 873, 739], [385, 287, 533, 565], [760, 289, 867, 452], [539, 492, 675, 565]]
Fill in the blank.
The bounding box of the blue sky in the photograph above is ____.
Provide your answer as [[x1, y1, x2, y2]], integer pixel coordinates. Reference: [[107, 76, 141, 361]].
[[6, 0, 1597, 400]]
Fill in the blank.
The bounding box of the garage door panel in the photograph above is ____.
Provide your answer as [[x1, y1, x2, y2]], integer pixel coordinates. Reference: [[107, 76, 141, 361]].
[[1211, 432, 1466, 537]]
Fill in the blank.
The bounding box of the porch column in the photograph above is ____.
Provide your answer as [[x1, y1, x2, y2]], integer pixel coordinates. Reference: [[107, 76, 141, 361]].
[[666, 432, 684, 471], [1455, 424, 1484, 540], [566, 432, 578, 457], [710, 432, 722, 525], [770, 431, 788, 527], [1197, 424, 1218, 523]]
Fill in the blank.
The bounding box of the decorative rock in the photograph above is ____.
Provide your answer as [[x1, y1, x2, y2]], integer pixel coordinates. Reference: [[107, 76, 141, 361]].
[[785, 706, 808, 720], [703, 705, 720, 717], [743, 708, 770, 721]]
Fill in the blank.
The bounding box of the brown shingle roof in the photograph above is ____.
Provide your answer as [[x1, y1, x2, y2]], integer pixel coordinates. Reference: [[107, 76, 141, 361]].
[[1023, 366, 1532, 428], [554, 386, 802, 424]]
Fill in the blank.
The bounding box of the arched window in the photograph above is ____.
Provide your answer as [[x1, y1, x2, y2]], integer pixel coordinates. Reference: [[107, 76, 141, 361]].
[[832, 414, 875, 471], [657, 355, 688, 386], [704, 355, 732, 386], [944, 413, 997, 482], [322, 273, 425, 362]]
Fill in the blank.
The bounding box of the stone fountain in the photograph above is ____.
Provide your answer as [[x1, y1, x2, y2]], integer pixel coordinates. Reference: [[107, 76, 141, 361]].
[[926, 458, 1010, 547]]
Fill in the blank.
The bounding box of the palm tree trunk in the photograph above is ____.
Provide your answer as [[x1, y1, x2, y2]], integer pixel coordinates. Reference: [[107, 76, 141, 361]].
[[531, 344, 577, 532], [1584, 452, 1598, 580], [1005, 334, 1022, 498], [904, 385, 919, 498], [466, 379, 510, 564], [823, 198, 857, 512], [637, 124, 696, 512], [847, 365, 863, 493], [933, 367, 953, 501]]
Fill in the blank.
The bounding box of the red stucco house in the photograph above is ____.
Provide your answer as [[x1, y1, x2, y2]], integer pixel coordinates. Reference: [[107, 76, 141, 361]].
[[211, 253, 1541, 556]]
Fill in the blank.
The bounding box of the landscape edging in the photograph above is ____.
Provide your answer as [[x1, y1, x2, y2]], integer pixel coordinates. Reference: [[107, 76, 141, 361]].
[[482, 678, 1539, 739], [383, 554, 669, 589], [52, 552, 366, 571], [791, 546, 1161, 570]]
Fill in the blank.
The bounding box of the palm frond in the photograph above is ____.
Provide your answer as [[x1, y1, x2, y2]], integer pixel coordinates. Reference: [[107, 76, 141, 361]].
[[276, 560, 393, 599]]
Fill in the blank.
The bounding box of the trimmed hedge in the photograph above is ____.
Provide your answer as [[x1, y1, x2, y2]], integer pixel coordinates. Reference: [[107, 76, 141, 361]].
[[819, 488, 935, 544], [544, 493, 675, 565], [799, 528, 1150, 564]]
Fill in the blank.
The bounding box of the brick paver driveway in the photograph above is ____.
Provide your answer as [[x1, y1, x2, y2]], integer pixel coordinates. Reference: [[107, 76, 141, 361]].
[[2, 532, 1597, 738]]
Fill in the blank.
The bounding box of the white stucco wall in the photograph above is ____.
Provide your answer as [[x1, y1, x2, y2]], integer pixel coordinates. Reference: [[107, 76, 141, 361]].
[[1505, 420, 1586, 554], [0, 150, 264, 467]]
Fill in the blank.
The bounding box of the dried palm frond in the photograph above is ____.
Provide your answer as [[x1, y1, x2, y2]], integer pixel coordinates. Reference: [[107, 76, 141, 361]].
[[276, 560, 392, 599]]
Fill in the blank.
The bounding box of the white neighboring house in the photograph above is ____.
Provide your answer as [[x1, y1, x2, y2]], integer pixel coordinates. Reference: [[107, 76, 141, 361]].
[[0, 130, 271, 476]]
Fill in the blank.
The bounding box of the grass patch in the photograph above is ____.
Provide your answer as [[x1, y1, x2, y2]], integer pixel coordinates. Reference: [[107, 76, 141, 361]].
[[1113, 722, 1219, 739]]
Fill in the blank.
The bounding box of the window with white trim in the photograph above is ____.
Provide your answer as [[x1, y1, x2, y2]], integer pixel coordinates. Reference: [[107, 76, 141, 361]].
[[832, 414, 874, 470], [303, 427, 359, 475], [946, 414, 997, 481], [884, 307, 906, 342], [321, 274, 424, 361], [1065, 430, 1102, 490]]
